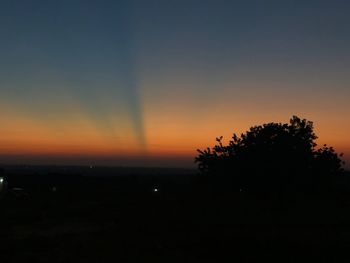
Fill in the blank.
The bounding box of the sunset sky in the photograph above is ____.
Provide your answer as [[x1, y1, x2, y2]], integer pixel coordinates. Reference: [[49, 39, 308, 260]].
[[0, 0, 349, 168]]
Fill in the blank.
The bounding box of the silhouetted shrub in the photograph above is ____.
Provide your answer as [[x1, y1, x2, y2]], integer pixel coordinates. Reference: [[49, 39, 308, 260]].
[[195, 116, 344, 194]]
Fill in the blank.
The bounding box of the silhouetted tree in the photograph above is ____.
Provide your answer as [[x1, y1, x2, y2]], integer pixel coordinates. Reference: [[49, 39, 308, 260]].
[[195, 116, 344, 195]]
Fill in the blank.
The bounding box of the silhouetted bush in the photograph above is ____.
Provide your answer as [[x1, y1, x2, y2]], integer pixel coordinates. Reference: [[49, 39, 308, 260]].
[[195, 116, 344, 195]]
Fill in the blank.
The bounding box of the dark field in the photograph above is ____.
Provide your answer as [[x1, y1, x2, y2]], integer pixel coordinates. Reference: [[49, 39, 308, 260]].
[[1, 166, 350, 262]]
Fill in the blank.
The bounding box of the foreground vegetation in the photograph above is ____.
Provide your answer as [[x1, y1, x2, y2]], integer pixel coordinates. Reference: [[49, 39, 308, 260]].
[[0, 167, 349, 262]]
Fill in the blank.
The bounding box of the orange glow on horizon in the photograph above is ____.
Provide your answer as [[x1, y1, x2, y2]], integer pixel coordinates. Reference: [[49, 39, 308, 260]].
[[1, 101, 349, 168]]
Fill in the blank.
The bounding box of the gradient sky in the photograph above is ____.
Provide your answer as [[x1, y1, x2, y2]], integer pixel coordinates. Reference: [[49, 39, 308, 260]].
[[0, 0, 349, 168]]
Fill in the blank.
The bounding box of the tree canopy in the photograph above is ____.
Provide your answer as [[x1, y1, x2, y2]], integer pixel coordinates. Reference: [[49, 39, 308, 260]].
[[195, 116, 344, 193]]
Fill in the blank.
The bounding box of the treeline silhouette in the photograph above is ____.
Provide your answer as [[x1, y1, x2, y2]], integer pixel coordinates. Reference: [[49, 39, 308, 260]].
[[196, 116, 345, 200]]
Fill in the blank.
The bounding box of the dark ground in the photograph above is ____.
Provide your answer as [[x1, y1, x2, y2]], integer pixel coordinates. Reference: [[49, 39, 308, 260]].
[[1, 166, 350, 262]]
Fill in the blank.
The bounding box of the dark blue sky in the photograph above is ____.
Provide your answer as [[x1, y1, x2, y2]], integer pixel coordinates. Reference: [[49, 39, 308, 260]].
[[0, 0, 349, 166]]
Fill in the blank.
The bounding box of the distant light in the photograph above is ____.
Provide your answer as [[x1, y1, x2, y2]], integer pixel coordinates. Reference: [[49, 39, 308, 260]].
[[90, 165, 93, 169], [153, 188, 159, 193], [0, 178, 3, 183]]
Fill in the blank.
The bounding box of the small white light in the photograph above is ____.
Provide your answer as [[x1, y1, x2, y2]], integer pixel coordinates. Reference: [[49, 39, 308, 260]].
[[0, 178, 3, 183], [153, 188, 158, 192], [90, 165, 93, 169]]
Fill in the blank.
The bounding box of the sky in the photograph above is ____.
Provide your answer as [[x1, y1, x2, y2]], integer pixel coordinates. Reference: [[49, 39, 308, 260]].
[[0, 0, 349, 168]]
